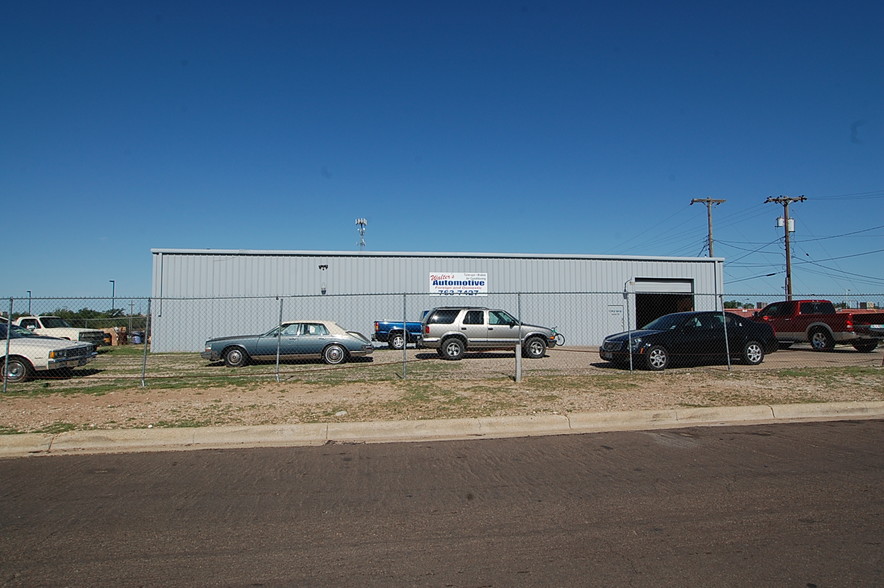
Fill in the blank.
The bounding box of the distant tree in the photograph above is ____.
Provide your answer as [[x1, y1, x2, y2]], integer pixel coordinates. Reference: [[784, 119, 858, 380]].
[[724, 300, 746, 309]]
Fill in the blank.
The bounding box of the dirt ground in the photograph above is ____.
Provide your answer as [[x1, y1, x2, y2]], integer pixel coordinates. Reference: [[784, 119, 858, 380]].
[[1, 347, 882, 434]]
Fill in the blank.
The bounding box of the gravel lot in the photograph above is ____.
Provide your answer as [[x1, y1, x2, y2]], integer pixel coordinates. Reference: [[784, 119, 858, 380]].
[[1, 345, 882, 434]]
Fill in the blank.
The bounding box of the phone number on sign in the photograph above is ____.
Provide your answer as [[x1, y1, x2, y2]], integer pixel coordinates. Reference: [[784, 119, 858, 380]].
[[436, 290, 483, 296]]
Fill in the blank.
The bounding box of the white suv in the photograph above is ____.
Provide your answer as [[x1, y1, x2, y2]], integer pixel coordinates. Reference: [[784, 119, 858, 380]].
[[419, 307, 558, 360]]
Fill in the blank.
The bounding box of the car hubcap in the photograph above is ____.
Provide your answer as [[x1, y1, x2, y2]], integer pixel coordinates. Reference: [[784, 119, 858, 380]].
[[649, 350, 666, 368], [7, 364, 23, 380], [747, 345, 762, 362], [327, 347, 343, 362], [445, 342, 460, 357]]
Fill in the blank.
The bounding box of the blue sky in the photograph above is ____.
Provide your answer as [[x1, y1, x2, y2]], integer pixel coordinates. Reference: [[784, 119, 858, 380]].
[[3, 0, 882, 300]]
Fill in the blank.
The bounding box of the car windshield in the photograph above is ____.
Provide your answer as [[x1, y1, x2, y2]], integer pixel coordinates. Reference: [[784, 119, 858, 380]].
[[0, 324, 40, 339], [40, 317, 74, 328], [641, 314, 688, 331]]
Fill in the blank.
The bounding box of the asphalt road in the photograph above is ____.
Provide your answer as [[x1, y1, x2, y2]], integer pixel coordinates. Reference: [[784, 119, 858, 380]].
[[1, 420, 881, 587]]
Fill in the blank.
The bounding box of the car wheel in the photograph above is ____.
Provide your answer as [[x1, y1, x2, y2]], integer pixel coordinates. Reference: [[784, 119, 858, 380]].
[[645, 345, 669, 371], [809, 328, 835, 351], [742, 341, 765, 365], [4, 357, 33, 383], [852, 340, 878, 353], [522, 336, 546, 359], [388, 332, 406, 350], [323, 344, 347, 365], [440, 337, 465, 360], [223, 347, 249, 367]]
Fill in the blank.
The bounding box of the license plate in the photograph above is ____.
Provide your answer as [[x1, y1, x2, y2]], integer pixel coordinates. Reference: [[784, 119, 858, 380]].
[[601, 351, 612, 359]]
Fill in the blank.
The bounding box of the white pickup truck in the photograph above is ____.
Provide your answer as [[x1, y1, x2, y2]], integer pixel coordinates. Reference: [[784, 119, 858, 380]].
[[2, 322, 96, 382], [13, 316, 106, 349]]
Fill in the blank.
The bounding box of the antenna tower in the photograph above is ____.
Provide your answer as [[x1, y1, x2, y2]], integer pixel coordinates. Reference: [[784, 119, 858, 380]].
[[355, 218, 368, 250]]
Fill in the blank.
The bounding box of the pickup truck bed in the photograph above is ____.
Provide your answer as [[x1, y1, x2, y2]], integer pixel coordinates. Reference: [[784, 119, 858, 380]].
[[372, 320, 423, 349]]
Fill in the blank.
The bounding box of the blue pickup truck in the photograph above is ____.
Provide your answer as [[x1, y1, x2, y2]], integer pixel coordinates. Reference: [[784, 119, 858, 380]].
[[372, 314, 427, 349]]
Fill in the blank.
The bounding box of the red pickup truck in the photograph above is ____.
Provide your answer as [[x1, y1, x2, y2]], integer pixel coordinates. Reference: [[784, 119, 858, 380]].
[[751, 300, 884, 352]]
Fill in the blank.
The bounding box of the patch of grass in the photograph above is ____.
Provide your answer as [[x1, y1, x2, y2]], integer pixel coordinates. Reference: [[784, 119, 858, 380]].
[[151, 419, 214, 429], [34, 422, 78, 434]]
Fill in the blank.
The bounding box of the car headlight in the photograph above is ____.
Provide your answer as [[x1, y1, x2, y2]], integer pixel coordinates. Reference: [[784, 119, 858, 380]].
[[627, 337, 643, 350]]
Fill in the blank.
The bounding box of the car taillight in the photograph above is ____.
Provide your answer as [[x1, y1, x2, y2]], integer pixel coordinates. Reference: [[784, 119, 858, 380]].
[[425, 325, 430, 334], [374, 322, 379, 331]]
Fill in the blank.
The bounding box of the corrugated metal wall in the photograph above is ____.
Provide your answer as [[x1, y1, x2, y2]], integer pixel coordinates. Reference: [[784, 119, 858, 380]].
[[151, 249, 724, 352]]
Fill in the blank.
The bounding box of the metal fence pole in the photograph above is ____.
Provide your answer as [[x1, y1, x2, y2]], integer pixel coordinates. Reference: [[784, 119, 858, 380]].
[[140, 298, 152, 387], [515, 293, 522, 382], [402, 293, 408, 379], [3, 298, 12, 395], [720, 294, 732, 370], [275, 297, 284, 382], [625, 281, 634, 371]]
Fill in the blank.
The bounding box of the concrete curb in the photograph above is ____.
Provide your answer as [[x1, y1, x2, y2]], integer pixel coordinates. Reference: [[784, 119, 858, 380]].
[[1, 401, 882, 458]]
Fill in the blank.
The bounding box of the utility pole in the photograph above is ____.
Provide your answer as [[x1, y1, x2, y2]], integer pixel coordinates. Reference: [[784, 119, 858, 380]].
[[765, 195, 806, 301], [690, 198, 726, 257]]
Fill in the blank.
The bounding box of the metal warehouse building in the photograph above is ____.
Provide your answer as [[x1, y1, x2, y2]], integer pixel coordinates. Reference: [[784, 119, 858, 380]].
[[150, 248, 724, 352]]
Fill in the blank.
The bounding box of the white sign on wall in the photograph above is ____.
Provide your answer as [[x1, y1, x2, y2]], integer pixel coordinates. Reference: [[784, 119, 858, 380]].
[[429, 272, 488, 296]]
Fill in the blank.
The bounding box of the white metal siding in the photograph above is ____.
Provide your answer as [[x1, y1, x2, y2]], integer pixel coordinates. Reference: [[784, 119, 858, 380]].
[[151, 249, 723, 351]]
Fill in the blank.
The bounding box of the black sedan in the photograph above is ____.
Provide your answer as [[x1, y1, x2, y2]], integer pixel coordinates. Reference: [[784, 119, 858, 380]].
[[599, 311, 778, 371]]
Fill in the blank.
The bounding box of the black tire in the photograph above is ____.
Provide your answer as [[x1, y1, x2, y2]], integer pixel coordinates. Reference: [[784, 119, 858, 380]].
[[522, 336, 547, 359], [322, 344, 348, 365], [4, 357, 34, 383], [741, 340, 765, 365], [440, 337, 465, 360], [223, 347, 249, 367], [809, 328, 835, 351], [852, 340, 878, 353], [555, 333, 565, 346], [388, 332, 406, 350], [645, 345, 669, 371]]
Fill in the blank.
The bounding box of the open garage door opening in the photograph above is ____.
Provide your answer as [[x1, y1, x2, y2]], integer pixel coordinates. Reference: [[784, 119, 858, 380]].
[[632, 279, 696, 328]]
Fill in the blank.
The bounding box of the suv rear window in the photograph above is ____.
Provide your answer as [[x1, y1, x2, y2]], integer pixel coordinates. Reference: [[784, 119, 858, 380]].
[[427, 309, 460, 324]]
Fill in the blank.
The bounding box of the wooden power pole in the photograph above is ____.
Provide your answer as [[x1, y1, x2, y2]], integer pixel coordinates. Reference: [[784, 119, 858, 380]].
[[765, 195, 807, 300], [690, 198, 726, 257]]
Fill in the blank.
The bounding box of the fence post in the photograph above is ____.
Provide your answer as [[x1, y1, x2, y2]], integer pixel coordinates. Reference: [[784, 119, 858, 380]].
[[140, 298, 152, 387], [402, 293, 408, 379], [275, 297, 284, 382], [515, 293, 522, 382], [625, 281, 634, 371], [720, 294, 732, 371], [3, 298, 12, 395]]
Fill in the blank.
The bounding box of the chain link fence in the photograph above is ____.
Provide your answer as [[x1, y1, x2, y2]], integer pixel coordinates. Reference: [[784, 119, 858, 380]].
[[3, 292, 882, 392]]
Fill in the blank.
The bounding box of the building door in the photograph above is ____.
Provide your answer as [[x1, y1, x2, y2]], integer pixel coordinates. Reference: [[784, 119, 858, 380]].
[[632, 279, 695, 329]]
